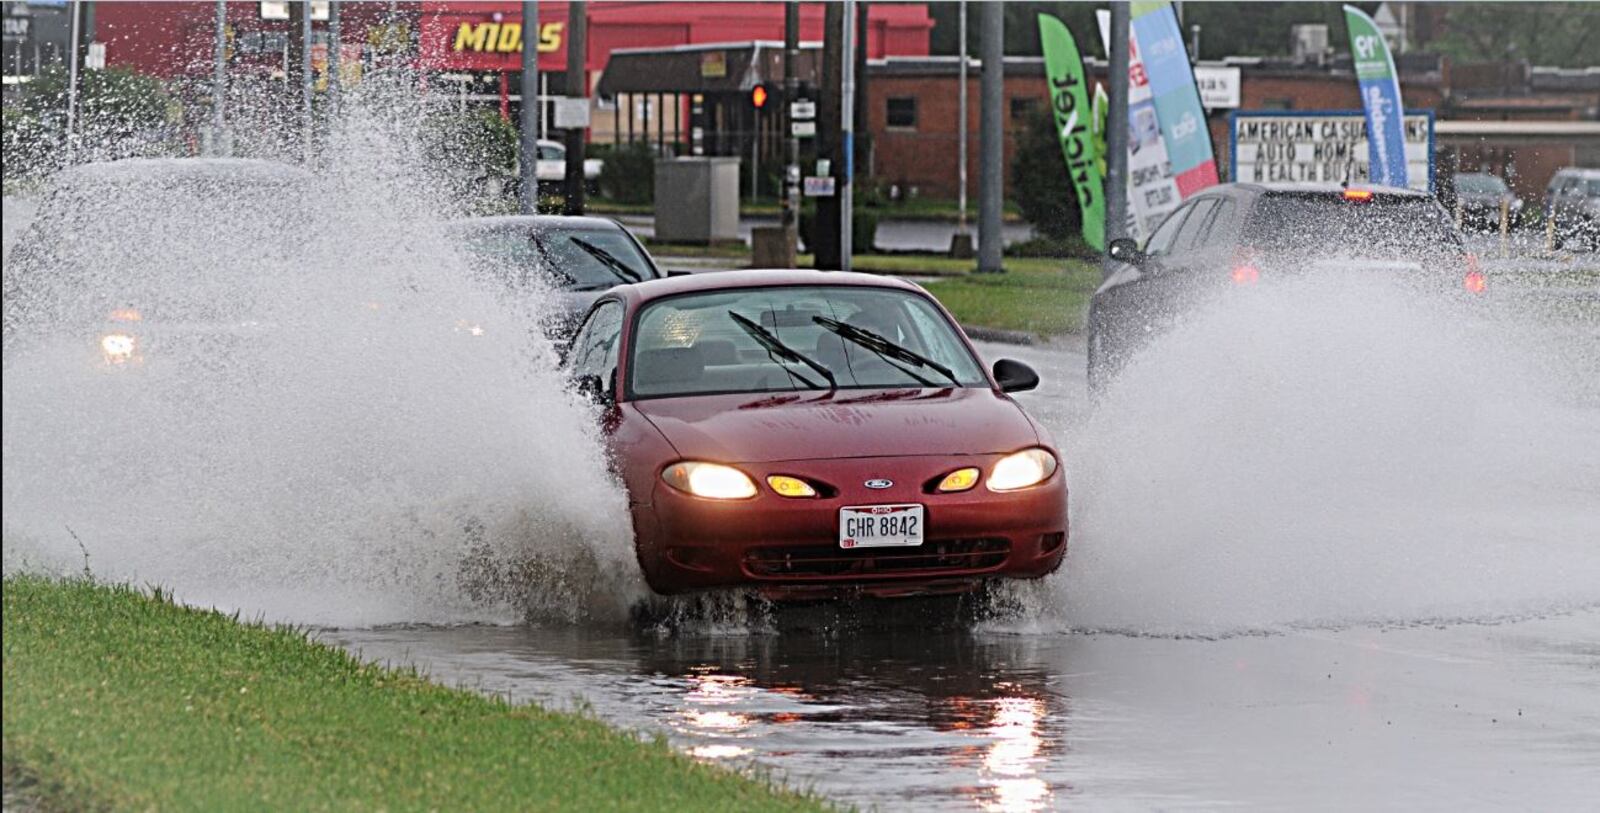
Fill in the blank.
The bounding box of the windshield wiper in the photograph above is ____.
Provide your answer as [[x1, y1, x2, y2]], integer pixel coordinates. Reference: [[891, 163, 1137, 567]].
[[728, 311, 836, 390], [567, 236, 643, 284], [812, 315, 960, 387]]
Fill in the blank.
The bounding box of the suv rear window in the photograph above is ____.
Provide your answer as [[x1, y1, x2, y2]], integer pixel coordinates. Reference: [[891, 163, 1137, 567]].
[[1243, 194, 1462, 255]]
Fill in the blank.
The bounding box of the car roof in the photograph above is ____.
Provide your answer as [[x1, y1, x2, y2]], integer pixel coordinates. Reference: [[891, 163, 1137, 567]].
[[1551, 167, 1600, 180], [611, 269, 923, 305], [55, 157, 314, 185], [446, 215, 626, 232], [1212, 181, 1430, 199]]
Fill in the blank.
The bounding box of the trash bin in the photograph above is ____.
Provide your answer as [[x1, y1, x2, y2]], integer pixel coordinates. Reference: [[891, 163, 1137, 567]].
[[654, 157, 739, 243]]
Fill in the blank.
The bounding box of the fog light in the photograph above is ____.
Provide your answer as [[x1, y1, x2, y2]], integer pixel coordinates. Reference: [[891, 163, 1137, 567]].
[[936, 467, 980, 493], [766, 475, 817, 498]]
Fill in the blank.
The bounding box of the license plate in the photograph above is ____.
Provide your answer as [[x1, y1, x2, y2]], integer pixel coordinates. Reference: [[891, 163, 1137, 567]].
[[839, 504, 924, 549]]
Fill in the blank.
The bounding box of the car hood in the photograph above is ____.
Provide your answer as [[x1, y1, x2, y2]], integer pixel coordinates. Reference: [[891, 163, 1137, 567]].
[[632, 387, 1041, 463]]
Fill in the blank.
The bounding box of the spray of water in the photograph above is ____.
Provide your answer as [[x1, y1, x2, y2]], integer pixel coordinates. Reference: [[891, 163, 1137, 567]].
[[1026, 276, 1600, 636], [2, 87, 642, 627]]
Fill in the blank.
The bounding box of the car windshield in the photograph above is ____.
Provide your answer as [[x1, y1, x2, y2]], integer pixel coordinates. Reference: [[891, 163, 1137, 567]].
[[1455, 174, 1507, 195], [629, 286, 988, 398], [1586, 179, 1600, 198], [1244, 195, 1463, 258], [461, 226, 657, 291]]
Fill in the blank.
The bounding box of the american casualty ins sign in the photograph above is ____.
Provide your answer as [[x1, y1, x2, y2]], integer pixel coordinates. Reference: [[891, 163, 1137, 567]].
[[1229, 110, 1434, 192]]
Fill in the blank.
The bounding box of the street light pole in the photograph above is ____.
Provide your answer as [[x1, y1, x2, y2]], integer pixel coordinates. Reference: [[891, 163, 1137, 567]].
[[783, 0, 799, 243], [957, 0, 968, 236], [300, 0, 313, 163], [1105, 1, 1132, 268], [840, 0, 856, 270], [976, 0, 1003, 273], [65, 0, 81, 162], [520, 0, 539, 214], [212, 0, 226, 156]]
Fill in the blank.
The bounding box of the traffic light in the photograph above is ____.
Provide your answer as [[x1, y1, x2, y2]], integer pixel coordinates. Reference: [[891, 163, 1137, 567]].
[[751, 84, 769, 109]]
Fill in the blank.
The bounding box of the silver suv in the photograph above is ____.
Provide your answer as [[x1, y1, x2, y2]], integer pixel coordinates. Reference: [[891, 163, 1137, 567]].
[[1544, 167, 1600, 249]]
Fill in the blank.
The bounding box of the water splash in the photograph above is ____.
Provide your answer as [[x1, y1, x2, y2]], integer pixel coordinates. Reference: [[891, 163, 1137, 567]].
[[1040, 277, 1600, 636], [2, 88, 642, 627]]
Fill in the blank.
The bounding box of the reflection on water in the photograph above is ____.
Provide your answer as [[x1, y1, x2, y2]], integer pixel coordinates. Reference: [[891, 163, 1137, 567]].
[[330, 624, 1068, 811], [326, 612, 1600, 811]]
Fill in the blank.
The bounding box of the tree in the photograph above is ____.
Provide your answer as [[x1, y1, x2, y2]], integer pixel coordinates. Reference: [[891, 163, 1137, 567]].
[[1011, 105, 1080, 242], [1421, 3, 1600, 69], [5, 65, 181, 177]]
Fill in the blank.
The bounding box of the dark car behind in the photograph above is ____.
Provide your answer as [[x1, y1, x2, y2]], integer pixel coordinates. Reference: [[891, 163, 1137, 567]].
[[1088, 183, 1478, 391], [1450, 172, 1521, 232], [447, 215, 662, 344]]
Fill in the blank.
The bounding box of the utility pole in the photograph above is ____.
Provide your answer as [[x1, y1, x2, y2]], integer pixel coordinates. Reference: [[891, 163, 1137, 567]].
[[782, 1, 799, 245], [957, 0, 968, 236], [1105, 1, 1131, 266], [562, 0, 587, 215], [840, 0, 856, 269], [301, 1, 313, 162], [212, 0, 227, 157], [65, 0, 81, 162], [328, 1, 341, 112], [814, 2, 843, 269], [976, 0, 1003, 273], [520, 0, 540, 214]]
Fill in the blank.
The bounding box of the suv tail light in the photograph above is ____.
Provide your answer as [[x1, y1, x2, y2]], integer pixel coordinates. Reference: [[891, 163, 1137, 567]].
[[1464, 253, 1486, 294], [1231, 248, 1260, 285]]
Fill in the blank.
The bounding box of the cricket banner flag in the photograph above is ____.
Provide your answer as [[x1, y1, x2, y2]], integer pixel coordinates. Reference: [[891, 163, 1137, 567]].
[[1038, 13, 1106, 251], [1343, 4, 1408, 187]]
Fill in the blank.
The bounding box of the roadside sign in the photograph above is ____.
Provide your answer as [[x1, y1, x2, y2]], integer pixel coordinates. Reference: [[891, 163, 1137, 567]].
[[1229, 109, 1434, 192], [790, 100, 816, 120], [791, 120, 816, 138], [803, 176, 836, 197], [1194, 66, 1241, 109], [85, 42, 105, 70], [552, 96, 591, 129]]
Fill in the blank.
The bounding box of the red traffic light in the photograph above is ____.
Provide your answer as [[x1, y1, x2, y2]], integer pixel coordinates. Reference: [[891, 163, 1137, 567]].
[[751, 85, 769, 109]]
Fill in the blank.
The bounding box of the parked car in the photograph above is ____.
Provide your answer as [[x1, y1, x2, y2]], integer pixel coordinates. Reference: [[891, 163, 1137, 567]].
[[1088, 183, 1479, 392], [448, 215, 663, 344], [1544, 167, 1600, 249], [562, 270, 1067, 600], [1451, 172, 1522, 231]]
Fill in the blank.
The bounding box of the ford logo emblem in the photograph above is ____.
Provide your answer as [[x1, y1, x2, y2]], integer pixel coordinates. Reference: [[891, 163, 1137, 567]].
[[864, 478, 893, 489]]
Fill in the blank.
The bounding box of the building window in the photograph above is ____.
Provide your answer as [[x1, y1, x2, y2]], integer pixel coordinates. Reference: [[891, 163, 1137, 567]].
[[886, 97, 917, 130], [1010, 97, 1036, 120], [1262, 98, 1295, 111]]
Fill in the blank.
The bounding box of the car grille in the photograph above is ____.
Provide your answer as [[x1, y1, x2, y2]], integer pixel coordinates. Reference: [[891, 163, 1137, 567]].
[[742, 538, 1010, 582]]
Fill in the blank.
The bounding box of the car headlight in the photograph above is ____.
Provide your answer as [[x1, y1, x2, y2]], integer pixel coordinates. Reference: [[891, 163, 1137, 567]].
[[987, 448, 1058, 492], [663, 462, 758, 500], [100, 333, 137, 363]]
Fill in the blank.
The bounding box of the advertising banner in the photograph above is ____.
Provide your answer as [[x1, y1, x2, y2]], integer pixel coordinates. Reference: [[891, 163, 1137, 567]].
[[1095, 9, 1183, 243], [1038, 14, 1106, 251], [1343, 5, 1408, 187], [1129, 1, 1220, 198], [1229, 110, 1434, 192]]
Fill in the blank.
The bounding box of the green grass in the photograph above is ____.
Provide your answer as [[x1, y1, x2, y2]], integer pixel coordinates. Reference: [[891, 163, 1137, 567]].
[[919, 259, 1102, 336], [2, 576, 831, 812]]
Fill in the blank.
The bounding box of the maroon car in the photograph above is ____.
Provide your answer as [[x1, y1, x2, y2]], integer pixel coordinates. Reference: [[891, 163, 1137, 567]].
[[564, 270, 1067, 600]]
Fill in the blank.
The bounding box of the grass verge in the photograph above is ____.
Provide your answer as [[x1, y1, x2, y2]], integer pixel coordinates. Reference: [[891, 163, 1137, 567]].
[[919, 259, 1101, 337], [2, 576, 830, 812]]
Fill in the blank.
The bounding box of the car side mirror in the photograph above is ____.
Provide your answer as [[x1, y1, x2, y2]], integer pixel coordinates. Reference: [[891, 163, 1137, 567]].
[[992, 359, 1039, 394], [574, 371, 615, 405], [1107, 237, 1144, 266]]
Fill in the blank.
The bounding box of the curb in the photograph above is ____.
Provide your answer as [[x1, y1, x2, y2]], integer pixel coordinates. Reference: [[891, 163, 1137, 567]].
[[961, 325, 1037, 346]]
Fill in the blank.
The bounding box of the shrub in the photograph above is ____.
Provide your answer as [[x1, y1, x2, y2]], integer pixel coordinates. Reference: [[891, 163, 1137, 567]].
[[596, 141, 656, 203], [5, 65, 181, 175], [800, 203, 878, 256], [1011, 105, 1082, 242]]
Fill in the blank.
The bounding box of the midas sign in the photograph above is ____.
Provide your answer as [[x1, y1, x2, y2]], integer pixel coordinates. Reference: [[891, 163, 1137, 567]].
[[452, 21, 563, 54]]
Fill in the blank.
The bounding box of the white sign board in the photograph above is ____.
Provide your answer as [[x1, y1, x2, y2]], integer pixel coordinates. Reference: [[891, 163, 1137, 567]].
[[552, 96, 591, 129], [791, 120, 816, 138], [1231, 111, 1434, 192], [790, 100, 816, 120], [803, 176, 835, 197], [85, 42, 105, 70], [1194, 66, 1241, 109]]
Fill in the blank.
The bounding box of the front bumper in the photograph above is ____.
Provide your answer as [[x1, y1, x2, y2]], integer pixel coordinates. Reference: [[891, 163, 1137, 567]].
[[631, 454, 1068, 598]]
